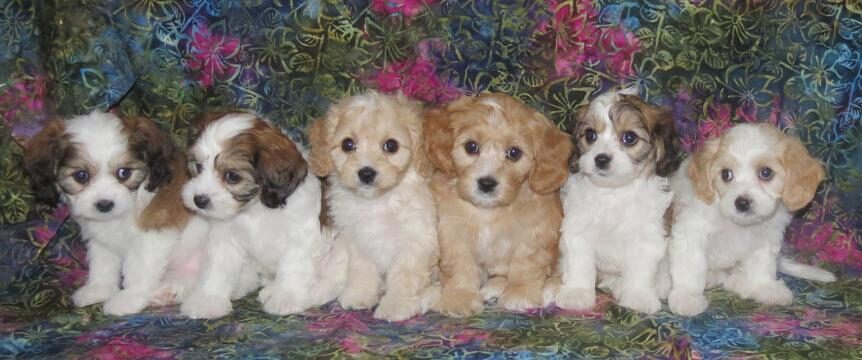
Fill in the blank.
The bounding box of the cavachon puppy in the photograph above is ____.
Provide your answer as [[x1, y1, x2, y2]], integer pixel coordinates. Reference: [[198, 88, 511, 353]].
[[425, 93, 572, 317], [23, 111, 208, 316], [668, 123, 835, 316], [308, 92, 440, 322]]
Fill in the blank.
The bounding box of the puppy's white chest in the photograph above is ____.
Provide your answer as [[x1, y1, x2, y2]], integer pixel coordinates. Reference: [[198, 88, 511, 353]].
[[80, 216, 140, 255]]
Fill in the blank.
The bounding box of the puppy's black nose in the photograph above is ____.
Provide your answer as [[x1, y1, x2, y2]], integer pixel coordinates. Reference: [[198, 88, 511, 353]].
[[95, 200, 114, 213], [735, 197, 751, 212], [477, 176, 498, 193], [358, 167, 377, 185], [193, 195, 210, 209], [595, 154, 612, 170]]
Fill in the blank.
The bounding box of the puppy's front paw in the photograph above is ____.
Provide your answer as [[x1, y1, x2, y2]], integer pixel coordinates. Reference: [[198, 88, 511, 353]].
[[499, 283, 543, 311], [72, 284, 118, 307], [668, 290, 708, 316], [750, 281, 793, 306], [373, 294, 422, 322], [102, 290, 150, 316], [618, 287, 661, 314], [259, 285, 310, 315], [555, 286, 596, 311], [438, 287, 483, 318], [480, 277, 507, 301], [181, 293, 232, 319], [338, 285, 379, 310]]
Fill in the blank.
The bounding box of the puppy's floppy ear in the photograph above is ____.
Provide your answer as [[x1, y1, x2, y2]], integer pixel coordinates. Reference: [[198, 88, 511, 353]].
[[408, 114, 434, 178], [123, 116, 178, 192], [779, 134, 825, 211], [307, 117, 334, 177], [567, 107, 587, 174], [423, 107, 457, 176], [651, 108, 682, 177], [23, 120, 68, 207], [529, 113, 573, 194], [249, 124, 308, 208], [687, 137, 720, 204]]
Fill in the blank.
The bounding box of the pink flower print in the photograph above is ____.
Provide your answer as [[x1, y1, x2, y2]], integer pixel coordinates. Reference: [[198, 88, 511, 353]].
[[0, 75, 47, 126], [84, 337, 175, 359], [699, 102, 732, 141], [450, 329, 490, 347], [372, 56, 461, 103], [185, 24, 241, 88], [735, 101, 758, 123], [307, 309, 371, 334], [339, 336, 365, 354], [371, 0, 435, 17]]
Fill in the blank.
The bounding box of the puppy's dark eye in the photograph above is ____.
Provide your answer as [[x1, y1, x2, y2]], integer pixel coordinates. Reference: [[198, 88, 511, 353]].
[[224, 171, 242, 185], [585, 129, 597, 143], [465, 141, 480, 155], [758, 167, 774, 181], [721, 169, 734, 182], [382, 139, 399, 153], [73, 170, 89, 184], [341, 138, 356, 152], [116, 168, 132, 181], [621, 131, 639, 146], [195, 162, 202, 174], [506, 146, 522, 161]]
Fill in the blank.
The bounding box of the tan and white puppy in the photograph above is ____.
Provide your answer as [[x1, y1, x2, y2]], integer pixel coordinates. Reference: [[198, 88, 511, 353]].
[[556, 89, 681, 314], [308, 92, 439, 322], [180, 112, 345, 319], [23, 111, 208, 316], [425, 93, 572, 317], [668, 123, 835, 316]]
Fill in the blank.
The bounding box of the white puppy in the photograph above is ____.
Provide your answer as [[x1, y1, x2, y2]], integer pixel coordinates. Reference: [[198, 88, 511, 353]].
[[23, 111, 207, 316], [180, 112, 346, 319], [308, 93, 440, 322], [668, 123, 835, 316], [556, 89, 681, 314]]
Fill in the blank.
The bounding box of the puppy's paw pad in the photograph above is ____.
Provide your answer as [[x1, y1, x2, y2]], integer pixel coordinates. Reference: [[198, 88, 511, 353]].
[[555, 287, 596, 311], [72, 285, 118, 307], [102, 290, 149, 316], [181, 294, 232, 319], [259, 285, 309, 315], [373, 295, 422, 322], [499, 284, 543, 311], [438, 288, 483, 318], [668, 290, 708, 316]]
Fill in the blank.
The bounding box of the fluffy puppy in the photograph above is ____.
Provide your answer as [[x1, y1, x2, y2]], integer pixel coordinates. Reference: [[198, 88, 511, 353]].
[[425, 93, 572, 317], [556, 89, 681, 314], [180, 112, 345, 319], [308, 92, 439, 322], [668, 123, 835, 316], [23, 111, 204, 315]]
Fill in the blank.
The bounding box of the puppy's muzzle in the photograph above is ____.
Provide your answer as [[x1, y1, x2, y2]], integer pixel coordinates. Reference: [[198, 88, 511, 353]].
[[95, 200, 115, 213], [477, 176, 498, 194], [594, 154, 612, 170], [358, 167, 377, 185], [193, 194, 211, 209], [734, 196, 751, 213]]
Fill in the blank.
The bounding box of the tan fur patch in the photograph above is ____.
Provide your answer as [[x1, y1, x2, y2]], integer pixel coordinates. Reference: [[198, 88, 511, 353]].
[[138, 155, 192, 230]]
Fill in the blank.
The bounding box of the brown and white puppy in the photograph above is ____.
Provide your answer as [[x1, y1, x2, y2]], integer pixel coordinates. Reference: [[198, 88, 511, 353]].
[[555, 89, 681, 314], [308, 92, 440, 322], [179, 112, 345, 319], [22, 111, 206, 316], [425, 93, 572, 317], [668, 123, 835, 316]]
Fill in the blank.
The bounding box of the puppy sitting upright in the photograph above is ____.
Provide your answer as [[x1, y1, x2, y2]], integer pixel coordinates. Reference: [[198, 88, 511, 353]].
[[556, 89, 681, 314], [23, 111, 194, 315], [668, 123, 835, 316], [425, 93, 572, 317], [180, 112, 344, 319], [308, 92, 439, 322]]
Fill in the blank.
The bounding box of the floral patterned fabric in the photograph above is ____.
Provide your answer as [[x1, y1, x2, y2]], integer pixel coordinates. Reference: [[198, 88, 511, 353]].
[[0, 0, 860, 358]]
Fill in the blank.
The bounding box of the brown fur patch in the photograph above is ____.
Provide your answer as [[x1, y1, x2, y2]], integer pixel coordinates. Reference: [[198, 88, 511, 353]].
[[774, 127, 825, 211], [138, 154, 192, 230], [527, 112, 573, 195], [307, 117, 334, 177], [122, 116, 179, 192], [423, 108, 458, 176], [687, 137, 720, 203], [23, 119, 72, 207]]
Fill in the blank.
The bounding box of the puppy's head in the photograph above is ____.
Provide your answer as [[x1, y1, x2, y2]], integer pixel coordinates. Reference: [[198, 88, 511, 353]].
[[307, 92, 430, 198], [23, 112, 177, 221], [570, 89, 681, 187], [183, 113, 307, 220], [425, 93, 572, 208], [688, 123, 825, 225]]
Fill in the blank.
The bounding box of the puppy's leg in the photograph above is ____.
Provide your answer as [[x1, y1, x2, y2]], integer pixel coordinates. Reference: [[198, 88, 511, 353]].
[[723, 245, 792, 306], [668, 214, 710, 316], [556, 229, 597, 311], [103, 230, 175, 316], [338, 240, 381, 310], [153, 216, 209, 305], [616, 225, 665, 314], [438, 232, 483, 318], [259, 239, 317, 315], [72, 242, 121, 307], [181, 233, 244, 319], [480, 276, 507, 301], [500, 240, 554, 312], [374, 241, 436, 321]]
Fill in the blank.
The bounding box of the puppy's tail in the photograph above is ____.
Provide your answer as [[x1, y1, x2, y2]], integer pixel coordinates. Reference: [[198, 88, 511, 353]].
[[778, 257, 836, 283], [310, 230, 350, 305]]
